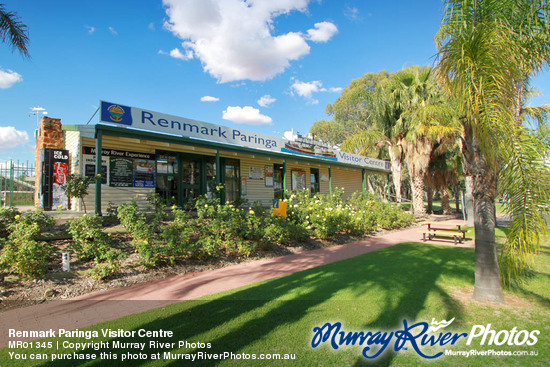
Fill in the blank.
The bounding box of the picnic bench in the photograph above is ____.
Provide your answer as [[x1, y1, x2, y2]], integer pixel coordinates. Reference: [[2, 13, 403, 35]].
[[419, 223, 468, 245]]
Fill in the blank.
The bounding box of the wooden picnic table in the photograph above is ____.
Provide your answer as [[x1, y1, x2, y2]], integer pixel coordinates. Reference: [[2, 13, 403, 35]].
[[420, 223, 469, 245]]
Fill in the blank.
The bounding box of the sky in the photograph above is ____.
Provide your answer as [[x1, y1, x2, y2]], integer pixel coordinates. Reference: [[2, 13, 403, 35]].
[[1, 0, 549, 165]]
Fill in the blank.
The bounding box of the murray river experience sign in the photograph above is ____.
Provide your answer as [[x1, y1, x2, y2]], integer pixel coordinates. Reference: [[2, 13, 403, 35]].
[[99, 100, 390, 172]]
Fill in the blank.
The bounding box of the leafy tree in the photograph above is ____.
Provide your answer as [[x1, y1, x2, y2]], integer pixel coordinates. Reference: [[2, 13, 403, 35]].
[[309, 119, 346, 146], [62, 174, 93, 213], [342, 66, 460, 212], [436, 0, 550, 302], [0, 3, 29, 57]]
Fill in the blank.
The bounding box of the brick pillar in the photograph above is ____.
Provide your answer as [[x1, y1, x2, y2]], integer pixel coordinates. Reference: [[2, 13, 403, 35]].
[[34, 117, 63, 205]]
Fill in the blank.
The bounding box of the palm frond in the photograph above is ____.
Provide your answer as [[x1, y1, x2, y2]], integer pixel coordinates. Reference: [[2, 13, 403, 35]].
[[0, 5, 29, 57]]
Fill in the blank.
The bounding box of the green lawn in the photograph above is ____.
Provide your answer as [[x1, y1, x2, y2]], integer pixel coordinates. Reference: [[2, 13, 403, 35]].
[[1, 232, 549, 366]]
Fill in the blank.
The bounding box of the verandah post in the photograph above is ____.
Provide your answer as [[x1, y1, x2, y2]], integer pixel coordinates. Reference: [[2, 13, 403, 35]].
[[95, 128, 102, 216]]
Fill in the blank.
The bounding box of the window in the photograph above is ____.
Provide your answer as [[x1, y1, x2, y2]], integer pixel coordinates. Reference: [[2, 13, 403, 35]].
[[224, 159, 240, 202], [273, 164, 285, 200], [291, 170, 306, 191], [205, 158, 217, 200], [310, 168, 320, 194]]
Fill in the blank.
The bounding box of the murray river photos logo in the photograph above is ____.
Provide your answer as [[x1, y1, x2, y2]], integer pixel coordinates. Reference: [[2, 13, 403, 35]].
[[100, 101, 133, 126], [311, 318, 539, 359]]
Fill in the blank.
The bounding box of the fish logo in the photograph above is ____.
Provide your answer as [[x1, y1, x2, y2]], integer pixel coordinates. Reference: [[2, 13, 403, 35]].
[[108, 105, 125, 122], [427, 318, 455, 333]]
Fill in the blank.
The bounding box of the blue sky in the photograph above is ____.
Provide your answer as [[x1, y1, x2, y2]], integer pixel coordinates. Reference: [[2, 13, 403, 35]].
[[1, 0, 549, 165]]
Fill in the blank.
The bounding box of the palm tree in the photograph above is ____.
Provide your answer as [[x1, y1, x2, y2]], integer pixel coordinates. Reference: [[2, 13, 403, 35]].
[[427, 144, 461, 215], [388, 66, 460, 217], [0, 4, 29, 57], [341, 72, 408, 203], [435, 0, 550, 302]]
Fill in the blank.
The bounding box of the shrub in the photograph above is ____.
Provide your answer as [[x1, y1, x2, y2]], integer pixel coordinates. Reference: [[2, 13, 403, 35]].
[[146, 192, 167, 231], [87, 262, 119, 281], [0, 207, 20, 239], [21, 208, 55, 229], [0, 219, 52, 279], [264, 215, 310, 245], [67, 214, 121, 266]]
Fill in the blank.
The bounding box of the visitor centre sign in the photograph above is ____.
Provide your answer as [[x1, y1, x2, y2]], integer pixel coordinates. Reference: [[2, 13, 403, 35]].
[[99, 100, 390, 171]]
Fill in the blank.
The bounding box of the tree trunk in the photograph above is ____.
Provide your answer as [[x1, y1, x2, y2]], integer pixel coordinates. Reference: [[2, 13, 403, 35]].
[[426, 186, 433, 214], [462, 123, 504, 303], [441, 186, 452, 215], [411, 173, 427, 217], [465, 175, 475, 227], [454, 182, 460, 214], [387, 145, 403, 202]]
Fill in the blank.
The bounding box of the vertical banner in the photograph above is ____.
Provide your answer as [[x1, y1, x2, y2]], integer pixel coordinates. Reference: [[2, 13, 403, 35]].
[[50, 149, 70, 210]]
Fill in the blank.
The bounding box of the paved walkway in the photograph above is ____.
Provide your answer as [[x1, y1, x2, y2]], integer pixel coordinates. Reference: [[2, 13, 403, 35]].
[[0, 219, 471, 348]]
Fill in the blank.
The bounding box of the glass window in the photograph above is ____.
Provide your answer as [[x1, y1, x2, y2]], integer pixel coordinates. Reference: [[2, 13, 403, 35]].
[[183, 160, 200, 185], [291, 170, 306, 191], [205, 159, 217, 200], [273, 164, 284, 200], [224, 159, 240, 202], [310, 168, 320, 194], [156, 154, 178, 174]]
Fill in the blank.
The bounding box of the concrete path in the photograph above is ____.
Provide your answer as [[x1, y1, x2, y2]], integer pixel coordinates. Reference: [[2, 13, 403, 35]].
[[0, 219, 471, 348]]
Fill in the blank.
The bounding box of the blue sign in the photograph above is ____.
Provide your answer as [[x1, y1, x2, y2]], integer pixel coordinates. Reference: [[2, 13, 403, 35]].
[[100, 101, 133, 126], [273, 200, 279, 209]]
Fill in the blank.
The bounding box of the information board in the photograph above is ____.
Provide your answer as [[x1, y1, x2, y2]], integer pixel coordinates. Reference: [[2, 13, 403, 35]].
[[109, 157, 133, 187]]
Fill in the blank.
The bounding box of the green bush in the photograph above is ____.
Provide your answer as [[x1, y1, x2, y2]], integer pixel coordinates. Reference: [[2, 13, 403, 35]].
[[264, 215, 310, 245], [21, 208, 55, 229], [0, 219, 52, 279], [0, 207, 20, 239], [87, 262, 119, 281], [67, 214, 121, 266]]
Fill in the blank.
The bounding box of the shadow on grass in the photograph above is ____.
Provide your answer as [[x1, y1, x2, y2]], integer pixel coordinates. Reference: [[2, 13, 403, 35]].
[[14, 244, 476, 367]]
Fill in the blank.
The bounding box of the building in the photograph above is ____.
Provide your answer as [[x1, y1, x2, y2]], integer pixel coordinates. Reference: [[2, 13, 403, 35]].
[[36, 101, 391, 214]]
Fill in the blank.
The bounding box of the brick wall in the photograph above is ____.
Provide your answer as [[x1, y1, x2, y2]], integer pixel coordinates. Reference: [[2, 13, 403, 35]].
[[34, 117, 63, 205]]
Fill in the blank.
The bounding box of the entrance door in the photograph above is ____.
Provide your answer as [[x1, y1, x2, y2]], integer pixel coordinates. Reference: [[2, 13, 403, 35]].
[[156, 153, 179, 205], [181, 157, 202, 201]]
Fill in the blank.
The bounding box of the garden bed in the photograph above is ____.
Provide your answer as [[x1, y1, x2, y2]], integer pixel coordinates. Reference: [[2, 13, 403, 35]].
[[0, 190, 417, 312], [0, 228, 404, 313]]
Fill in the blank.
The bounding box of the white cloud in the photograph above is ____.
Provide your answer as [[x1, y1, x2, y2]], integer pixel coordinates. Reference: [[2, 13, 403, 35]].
[[109, 26, 118, 35], [257, 95, 276, 107], [148, 22, 155, 31], [291, 80, 322, 99], [0, 127, 29, 149], [85, 25, 95, 34], [201, 95, 219, 102], [163, 0, 324, 83], [169, 48, 194, 60], [344, 6, 360, 21], [222, 106, 272, 125], [290, 80, 341, 104], [306, 22, 338, 43], [0, 68, 23, 89]]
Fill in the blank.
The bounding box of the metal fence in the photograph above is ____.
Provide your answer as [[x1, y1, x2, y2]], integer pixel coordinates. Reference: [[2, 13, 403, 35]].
[[0, 160, 35, 207]]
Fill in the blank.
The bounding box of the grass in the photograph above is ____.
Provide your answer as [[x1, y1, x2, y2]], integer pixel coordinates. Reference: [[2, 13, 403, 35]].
[[1, 231, 549, 366]]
